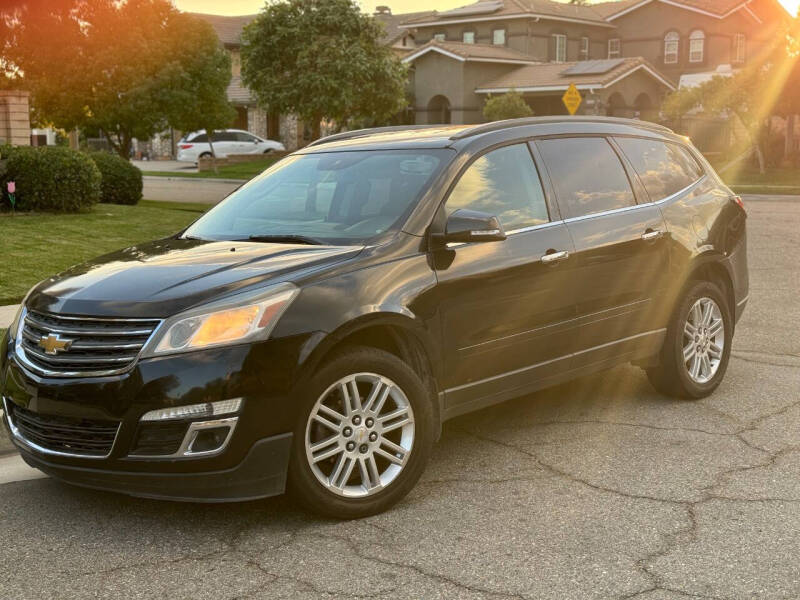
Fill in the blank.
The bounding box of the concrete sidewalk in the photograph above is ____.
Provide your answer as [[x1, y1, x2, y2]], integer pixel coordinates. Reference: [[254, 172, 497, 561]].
[[143, 176, 241, 204], [0, 305, 18, 330]]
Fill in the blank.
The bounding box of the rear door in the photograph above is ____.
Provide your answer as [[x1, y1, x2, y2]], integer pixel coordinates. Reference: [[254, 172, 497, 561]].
[[535, 136, 669, 367], [431, 143, 577, 411]]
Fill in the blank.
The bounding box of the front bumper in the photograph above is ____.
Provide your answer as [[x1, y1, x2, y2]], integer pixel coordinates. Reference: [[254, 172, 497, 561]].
[[14, 432, 292, 502], [1, 332, 313, 501]]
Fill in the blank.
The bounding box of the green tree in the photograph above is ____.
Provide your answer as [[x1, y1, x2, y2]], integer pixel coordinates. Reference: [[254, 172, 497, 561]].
[[3, 0, 233, 158], [482, 90, 534, 122], [241, 0, 407, 140], [662, 15, 800, 174]]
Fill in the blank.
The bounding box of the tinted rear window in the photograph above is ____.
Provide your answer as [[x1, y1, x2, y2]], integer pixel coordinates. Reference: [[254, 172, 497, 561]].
[[615, 137, 704, 201], [537, 137, 635, 219]]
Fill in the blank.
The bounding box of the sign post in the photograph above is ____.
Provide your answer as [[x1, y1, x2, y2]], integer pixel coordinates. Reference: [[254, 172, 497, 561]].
[[562, 83, 582, 115]]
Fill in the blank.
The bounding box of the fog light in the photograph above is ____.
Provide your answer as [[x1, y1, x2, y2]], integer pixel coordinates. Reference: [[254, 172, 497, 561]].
[[140, 398, 242, 422], [190, 427, 230, 453]]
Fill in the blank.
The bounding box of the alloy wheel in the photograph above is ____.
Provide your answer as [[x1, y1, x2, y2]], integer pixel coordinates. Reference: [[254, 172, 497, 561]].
[[304, 373, 415, 498], [683, 297, 725, 384]]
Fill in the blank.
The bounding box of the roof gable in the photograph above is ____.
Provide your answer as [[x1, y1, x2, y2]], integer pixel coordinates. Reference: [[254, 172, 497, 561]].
[[402, 40, 541, 64]]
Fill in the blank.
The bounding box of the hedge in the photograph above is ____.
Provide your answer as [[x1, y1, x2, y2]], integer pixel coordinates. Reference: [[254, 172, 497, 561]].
[[2, 146, 101, 213], [89, 152, 143, 205]]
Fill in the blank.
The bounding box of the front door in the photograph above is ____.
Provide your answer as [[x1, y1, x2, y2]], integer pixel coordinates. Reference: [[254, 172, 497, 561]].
[[431, 143, 577, 412], [535, 136, 670, 367]]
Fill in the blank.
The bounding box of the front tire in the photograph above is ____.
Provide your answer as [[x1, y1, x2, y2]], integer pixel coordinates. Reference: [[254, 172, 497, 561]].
[[646, 280, 732, 399], [287, 347, 434, 518]]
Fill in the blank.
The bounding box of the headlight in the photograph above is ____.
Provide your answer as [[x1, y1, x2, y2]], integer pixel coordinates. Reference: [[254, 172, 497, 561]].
[[141, 283, 299, 357]]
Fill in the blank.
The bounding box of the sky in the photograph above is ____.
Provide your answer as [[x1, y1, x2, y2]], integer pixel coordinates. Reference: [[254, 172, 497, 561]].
[[173, 0, 799, 17]]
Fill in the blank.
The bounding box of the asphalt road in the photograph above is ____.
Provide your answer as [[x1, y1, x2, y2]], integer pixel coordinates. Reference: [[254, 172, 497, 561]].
[[1, 195, 798, 599]]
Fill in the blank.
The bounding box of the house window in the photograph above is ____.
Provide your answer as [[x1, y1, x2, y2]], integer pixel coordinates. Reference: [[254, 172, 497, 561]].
[[689, 30, 705, 63], [492, 28, 506, 45], [734, 33, 746, 63], [580, 37, 589, 60], [664, 31, 679, 64], [463, 31, 475, 44], [553, 34, 567, 63], [608, 38, 621, 58], [433, 32, 446, 42]]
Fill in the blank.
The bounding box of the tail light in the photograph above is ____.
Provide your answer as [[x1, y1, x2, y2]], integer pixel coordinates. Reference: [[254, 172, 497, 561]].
[[730, 194, 746, 214], [179, 144, 193, 150]]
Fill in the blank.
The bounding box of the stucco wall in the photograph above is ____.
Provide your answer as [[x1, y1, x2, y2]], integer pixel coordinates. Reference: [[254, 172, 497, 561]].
[[610, 3, 776, 82], [411, 52, 522, 124], [411, 17, 611, 61]]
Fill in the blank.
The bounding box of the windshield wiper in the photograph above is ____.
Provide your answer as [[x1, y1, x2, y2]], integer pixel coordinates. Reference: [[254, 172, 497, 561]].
[[247, 234, 325, 245]]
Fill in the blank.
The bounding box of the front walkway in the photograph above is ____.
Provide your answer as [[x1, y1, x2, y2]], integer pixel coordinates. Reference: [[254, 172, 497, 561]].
[[0, 305, 18, 330]]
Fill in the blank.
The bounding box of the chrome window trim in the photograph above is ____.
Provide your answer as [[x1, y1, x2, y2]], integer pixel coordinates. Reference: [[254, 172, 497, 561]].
[[12, 306, 164, 379], [127, 416, 239, 460], [2, 396, 120, 460]]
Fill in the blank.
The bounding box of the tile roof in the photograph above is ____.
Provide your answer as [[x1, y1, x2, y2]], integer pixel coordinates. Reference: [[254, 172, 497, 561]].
[[375, 10, 436, 45], [401, 0, 754, 26], [401, 0, 613, 26], [226, 75, 255, 104], [592, 0, 749, 18], [190, 13, 258, 46], [403, 40, 540, 63], [475, 56, 675, 91]]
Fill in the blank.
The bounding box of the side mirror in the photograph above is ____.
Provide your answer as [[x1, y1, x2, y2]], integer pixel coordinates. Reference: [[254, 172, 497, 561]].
[[438, 209, 507, 244]]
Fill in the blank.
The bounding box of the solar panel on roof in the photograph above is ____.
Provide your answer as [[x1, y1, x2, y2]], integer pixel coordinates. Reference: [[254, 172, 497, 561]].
[[438, 0, 504, 16], [562, 59, 625, 76]]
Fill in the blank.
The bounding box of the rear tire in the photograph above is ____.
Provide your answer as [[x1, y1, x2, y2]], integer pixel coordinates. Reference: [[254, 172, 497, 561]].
[[646, 280, 732, 399], [287, 347, 434, 519]]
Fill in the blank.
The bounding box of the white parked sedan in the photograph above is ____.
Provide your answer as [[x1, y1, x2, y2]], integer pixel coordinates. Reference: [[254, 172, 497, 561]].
[[177, 129, 285, 163]]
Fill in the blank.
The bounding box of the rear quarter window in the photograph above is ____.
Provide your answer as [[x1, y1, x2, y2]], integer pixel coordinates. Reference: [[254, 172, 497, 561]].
[[536, 137, 635, 219], [615, 137, 704, 201]]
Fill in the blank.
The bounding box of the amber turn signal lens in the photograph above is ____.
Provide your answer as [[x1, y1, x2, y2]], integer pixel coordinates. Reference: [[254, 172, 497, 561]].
[[191, 305, 261, 346]]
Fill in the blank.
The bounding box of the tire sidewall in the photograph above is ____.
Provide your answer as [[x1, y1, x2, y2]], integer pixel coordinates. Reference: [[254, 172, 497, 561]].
[[287, 347, 434, 519], [668, 280, 733, 398]]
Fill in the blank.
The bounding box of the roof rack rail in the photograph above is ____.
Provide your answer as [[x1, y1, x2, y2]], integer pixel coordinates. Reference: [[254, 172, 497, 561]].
[[450, 116, 673, 141], [306, 125, 446, 148]]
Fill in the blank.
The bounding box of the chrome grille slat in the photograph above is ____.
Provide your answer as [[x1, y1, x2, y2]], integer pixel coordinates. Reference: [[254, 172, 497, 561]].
[[24, 314, 156, 336], [16, 310, 161, 378]]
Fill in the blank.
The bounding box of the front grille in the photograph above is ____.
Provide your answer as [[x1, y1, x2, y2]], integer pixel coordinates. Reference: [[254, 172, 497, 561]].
[[18, 310, 160, 377], [8, 402, 120, 457]]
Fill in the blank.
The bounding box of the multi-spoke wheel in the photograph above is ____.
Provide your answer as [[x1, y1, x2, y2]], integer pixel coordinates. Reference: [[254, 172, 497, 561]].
[[647, 280, 732, 399], [682, 297, 725, 384], [288, 347, 434, 518], [306, 373, 415, 497]]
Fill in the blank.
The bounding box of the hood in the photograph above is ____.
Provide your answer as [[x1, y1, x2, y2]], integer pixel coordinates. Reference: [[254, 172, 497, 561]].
[[27, 238, 363, 318]]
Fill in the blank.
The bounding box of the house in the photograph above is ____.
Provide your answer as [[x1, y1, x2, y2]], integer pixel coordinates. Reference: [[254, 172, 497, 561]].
[[399, 0, 790, 123]]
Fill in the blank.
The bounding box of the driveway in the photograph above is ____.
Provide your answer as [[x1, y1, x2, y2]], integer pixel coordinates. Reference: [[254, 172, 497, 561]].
[[0, 195, 798, 599], [133, 160, 197, 174]]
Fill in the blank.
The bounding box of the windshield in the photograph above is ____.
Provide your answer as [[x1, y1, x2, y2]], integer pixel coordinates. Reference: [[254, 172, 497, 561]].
[[182, 149, 451, 245]]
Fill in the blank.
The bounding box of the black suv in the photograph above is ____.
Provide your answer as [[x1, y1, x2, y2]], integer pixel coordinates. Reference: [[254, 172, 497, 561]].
[[1, 118, 748, 518]]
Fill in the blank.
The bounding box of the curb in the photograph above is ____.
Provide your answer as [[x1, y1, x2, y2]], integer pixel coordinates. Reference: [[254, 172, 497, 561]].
[[142, 176, 246, 185]]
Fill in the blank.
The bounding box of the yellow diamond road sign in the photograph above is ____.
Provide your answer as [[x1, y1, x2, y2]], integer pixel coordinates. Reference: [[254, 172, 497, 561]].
[[562, 83, 582, 115]]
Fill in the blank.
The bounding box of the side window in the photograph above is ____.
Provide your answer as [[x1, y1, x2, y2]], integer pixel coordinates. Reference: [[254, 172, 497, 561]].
[[446, 144, 549, 231], [537, 137, 635, 218], [213, 131, 236, 143], [615, 137, 704, 201], [236, 132, 257, 142]]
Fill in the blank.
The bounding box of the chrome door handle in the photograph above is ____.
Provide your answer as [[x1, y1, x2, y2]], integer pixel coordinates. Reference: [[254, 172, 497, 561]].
[[641, 229, 663, 241], [541, 250, 569, 264]]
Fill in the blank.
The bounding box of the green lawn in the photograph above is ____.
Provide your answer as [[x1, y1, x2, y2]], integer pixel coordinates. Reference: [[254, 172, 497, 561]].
[[0, 200, 208, 305], [721, 167, 800, 195], [141, 156, 279, 181]]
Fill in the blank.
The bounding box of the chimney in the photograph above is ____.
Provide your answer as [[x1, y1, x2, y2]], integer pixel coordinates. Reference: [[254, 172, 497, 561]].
[[374, 6, 392, 15]]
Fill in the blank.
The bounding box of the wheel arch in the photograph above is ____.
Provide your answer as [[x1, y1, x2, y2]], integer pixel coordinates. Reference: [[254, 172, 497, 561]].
[[685, 252, 735, 319], [296, 313, 443, 438]]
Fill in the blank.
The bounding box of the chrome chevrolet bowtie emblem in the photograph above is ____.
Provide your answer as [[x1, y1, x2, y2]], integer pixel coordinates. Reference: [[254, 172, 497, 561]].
[[38, 333, 74, 356]]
